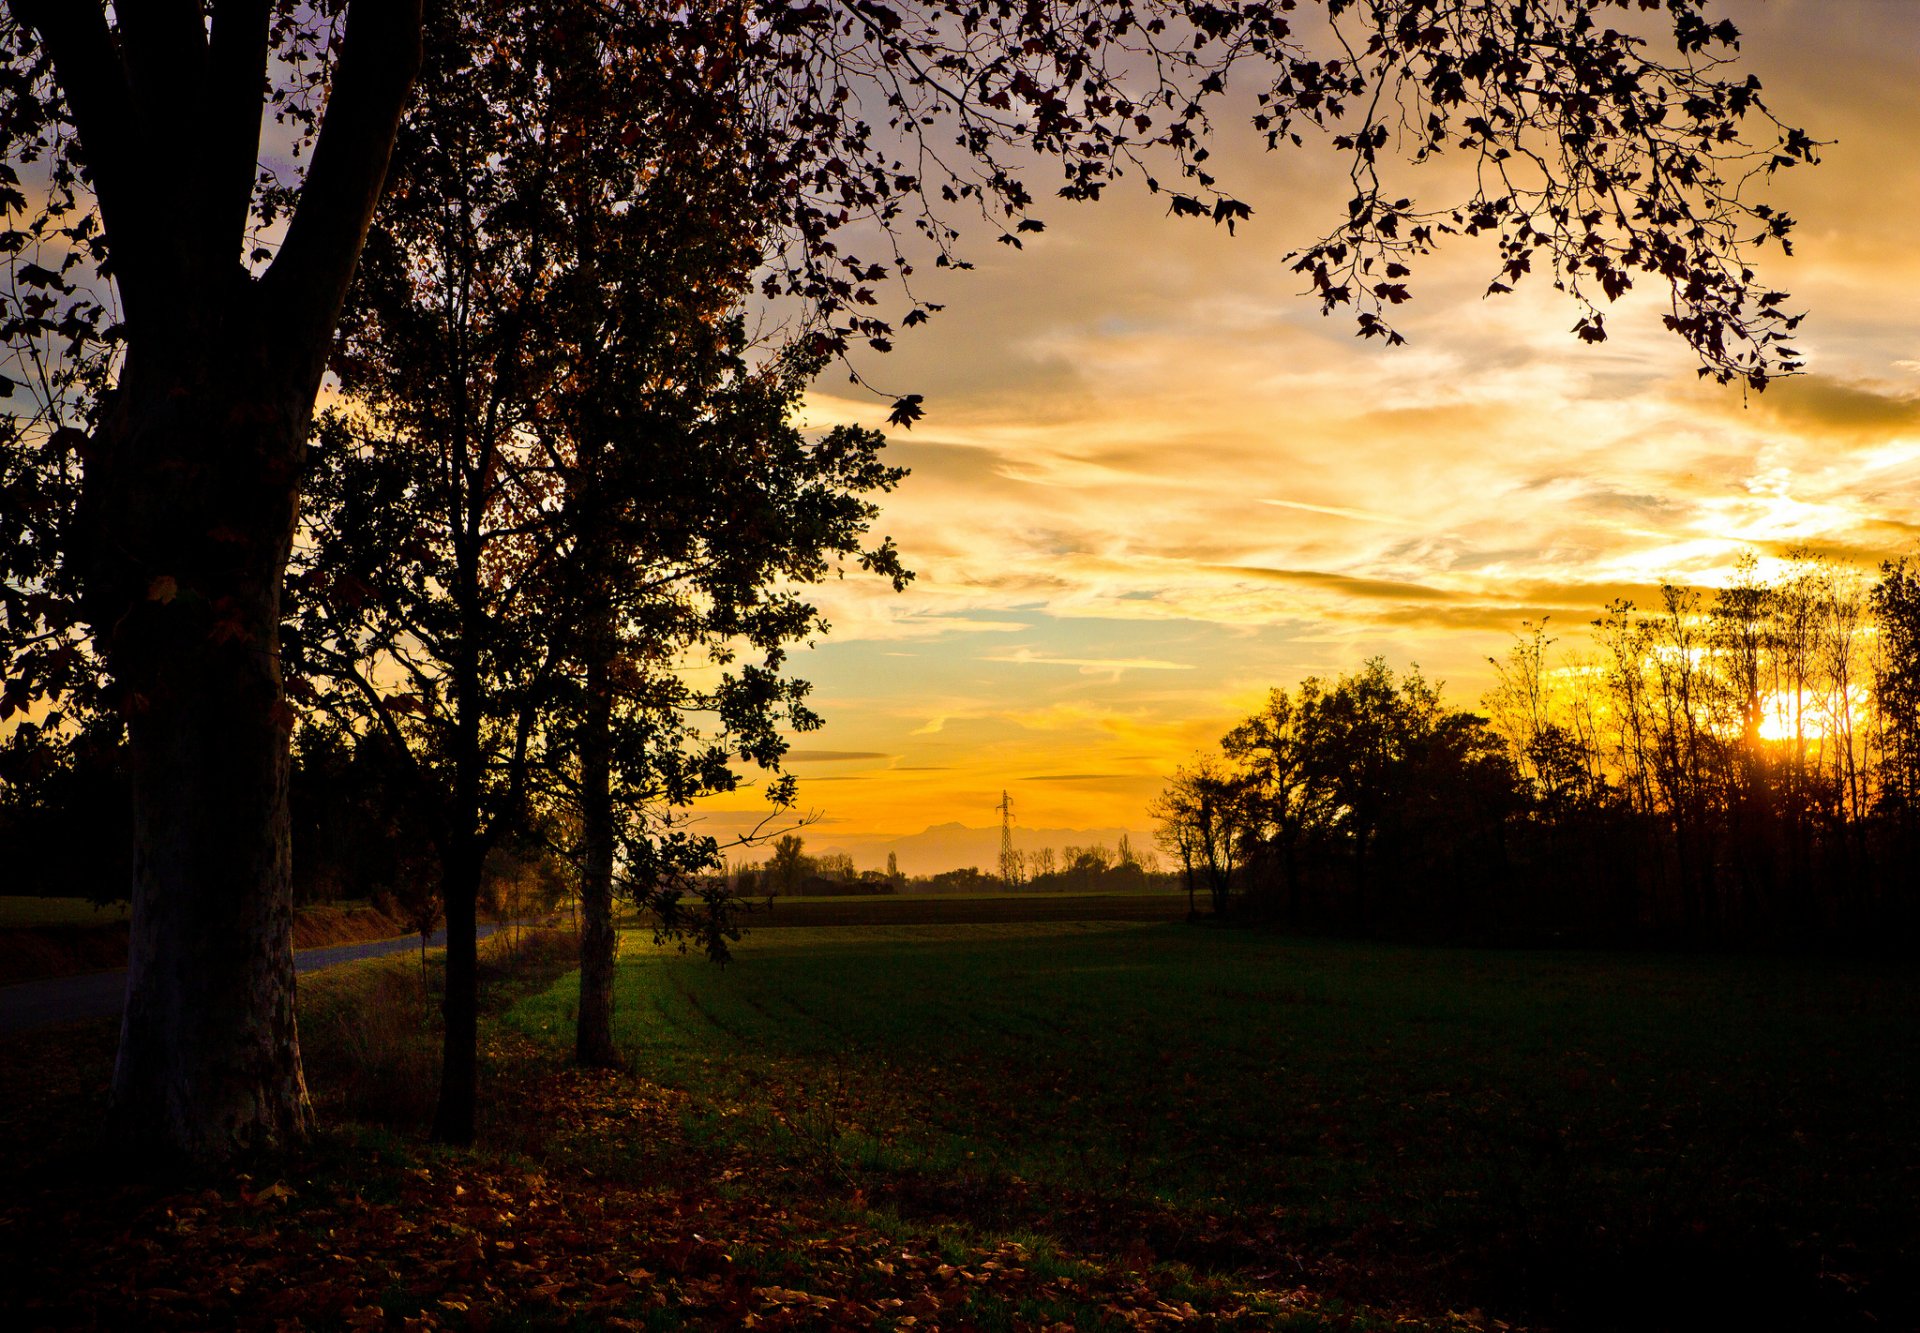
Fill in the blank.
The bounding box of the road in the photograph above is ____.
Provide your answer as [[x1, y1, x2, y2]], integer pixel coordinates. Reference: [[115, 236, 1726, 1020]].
[[0, 923, 500, 1036]]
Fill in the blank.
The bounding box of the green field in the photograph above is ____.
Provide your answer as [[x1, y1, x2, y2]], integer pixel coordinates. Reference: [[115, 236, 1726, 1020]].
[[693, 889, 1189, 930], [0, 896, 130, 928], [510, 921, 1920, 1330]]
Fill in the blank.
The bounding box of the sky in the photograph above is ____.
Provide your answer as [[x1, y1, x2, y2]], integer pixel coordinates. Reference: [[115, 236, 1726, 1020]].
[[699, 0, 1920, 867]]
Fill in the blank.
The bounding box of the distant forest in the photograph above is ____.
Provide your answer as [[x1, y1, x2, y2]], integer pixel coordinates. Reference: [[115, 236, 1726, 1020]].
[[1154, 552, 1920, 951], [724, 832, 1161, 898], [0, 715, 1164, 909]]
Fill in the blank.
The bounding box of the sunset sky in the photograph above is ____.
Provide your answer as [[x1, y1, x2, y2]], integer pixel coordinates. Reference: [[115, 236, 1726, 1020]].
[[702, 0, 1920, 864]]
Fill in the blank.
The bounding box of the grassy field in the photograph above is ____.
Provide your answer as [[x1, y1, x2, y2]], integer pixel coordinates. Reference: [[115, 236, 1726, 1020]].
[[0, 895, 132, 928], [7, 911, 1914, 1330], [706, 889, 1190, 930], [509, 920, 1920, 1330]]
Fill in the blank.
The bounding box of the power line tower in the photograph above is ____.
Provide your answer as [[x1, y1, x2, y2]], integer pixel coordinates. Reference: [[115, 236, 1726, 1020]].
[[996, 790, 1018, 888]]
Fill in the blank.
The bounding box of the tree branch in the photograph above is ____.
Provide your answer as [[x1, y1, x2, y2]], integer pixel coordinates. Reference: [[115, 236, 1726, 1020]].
[[114, 0, 205, 139], [260, 0, 422, 380], [204, 0, 274, 267]]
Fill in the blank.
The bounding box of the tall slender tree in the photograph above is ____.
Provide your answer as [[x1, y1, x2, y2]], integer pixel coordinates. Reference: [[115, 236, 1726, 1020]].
[[294, 3, 905, 1135]]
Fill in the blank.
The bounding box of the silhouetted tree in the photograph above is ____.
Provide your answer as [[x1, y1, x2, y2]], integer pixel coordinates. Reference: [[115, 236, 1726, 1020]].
[[1223, 687, 1319, 923], [1191, 660, 1523, 934], [293, 3, 904, 1131], [766, 835, 811, 898], [1187, 556, 1920, 950], [1870, 558, 1920, 933], [1156, 758, 1248, 915], [0, 711, 128, 900]]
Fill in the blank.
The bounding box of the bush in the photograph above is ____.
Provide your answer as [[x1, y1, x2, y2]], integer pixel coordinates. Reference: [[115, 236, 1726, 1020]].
[[301, 954, 441, 1130], [299, 927, 580, 1132]]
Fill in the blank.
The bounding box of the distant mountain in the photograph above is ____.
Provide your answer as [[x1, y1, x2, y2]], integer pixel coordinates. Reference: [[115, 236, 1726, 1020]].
[[817, 821, 1157, 878]]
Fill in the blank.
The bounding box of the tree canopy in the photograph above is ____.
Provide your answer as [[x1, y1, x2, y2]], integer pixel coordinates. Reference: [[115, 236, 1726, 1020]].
[[290, 0, 908, 1137], [1167, 553, 1920, 948]]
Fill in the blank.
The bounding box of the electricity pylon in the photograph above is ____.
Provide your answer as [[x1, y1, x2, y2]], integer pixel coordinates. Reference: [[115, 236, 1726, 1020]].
[[996, 790, 1018, 888]]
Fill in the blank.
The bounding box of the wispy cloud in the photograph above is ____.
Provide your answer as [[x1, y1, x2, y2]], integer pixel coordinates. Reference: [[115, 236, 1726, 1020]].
[[697, 1, 1920, 845], [1260, 498, 1420, 526], [981, 647, 1195, 677]]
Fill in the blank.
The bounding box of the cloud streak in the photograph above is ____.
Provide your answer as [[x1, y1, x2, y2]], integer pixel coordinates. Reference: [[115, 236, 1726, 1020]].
[[693, 1, 1920, 851]]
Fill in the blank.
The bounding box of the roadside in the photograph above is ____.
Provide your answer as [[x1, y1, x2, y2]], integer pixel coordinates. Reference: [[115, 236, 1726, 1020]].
[[0, 921, 502, 1035], [0, 898, 429, 987]]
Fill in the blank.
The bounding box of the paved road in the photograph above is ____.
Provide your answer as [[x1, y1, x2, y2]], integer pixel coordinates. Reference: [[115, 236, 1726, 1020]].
[[0, 923, 500, 1036]]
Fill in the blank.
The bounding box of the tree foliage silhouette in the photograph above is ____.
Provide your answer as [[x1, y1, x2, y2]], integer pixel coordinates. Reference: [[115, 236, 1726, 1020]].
[[1180, 556, 1920, 946], [293, 0, 905, 1139]]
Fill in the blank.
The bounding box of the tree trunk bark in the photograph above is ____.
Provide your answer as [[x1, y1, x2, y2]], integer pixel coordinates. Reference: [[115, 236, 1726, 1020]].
[[101, 329, 315, 1161], [16, 0, 423, 1163], [576, 597, 620, 1067]]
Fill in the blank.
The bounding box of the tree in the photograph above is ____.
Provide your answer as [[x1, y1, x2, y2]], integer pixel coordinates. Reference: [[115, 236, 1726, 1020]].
[[289, 0, 574, 1142], [1064, 843, 1115, 891], [814, 852, 857, 882], [766, 834, 811, 897], [0, 0, 1812, 1159], [1154, 792, 1198, 914], [0, 2, 422, 1159], [1296, 662, 1404, 913], [295, 1, 904, 1131], [1155, 759, 1246, 915], [1223, 686, 1318, 922], [1197, 660, 1523, 932], [1870, 560, 1920, 835]]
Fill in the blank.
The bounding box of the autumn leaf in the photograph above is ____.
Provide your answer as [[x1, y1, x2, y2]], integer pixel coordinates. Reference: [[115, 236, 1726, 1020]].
[[886, 394, 924, 429]]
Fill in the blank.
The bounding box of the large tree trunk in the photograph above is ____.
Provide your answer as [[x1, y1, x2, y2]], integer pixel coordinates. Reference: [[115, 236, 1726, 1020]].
[[15, 0, 424, 1162], [576, 596, 620, 1067], [104, 338, 314, 1159]]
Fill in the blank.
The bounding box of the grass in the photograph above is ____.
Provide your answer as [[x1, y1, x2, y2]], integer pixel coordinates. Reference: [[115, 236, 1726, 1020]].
[[6, 910, 1914, 1330], [0, 894, 410, 934], [0, 895, 132, 927], [698, 891, 1190, 932], [507, 920, 1920, 1330]]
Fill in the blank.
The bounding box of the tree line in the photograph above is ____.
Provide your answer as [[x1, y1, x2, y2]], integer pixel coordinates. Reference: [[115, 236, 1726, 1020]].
[[718, 834, 1163, 897], [1154, 554, 1920, 950]]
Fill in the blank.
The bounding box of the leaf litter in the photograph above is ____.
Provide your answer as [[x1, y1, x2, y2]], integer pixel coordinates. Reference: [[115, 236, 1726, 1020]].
[[2, 1029, 1482, 1331]]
